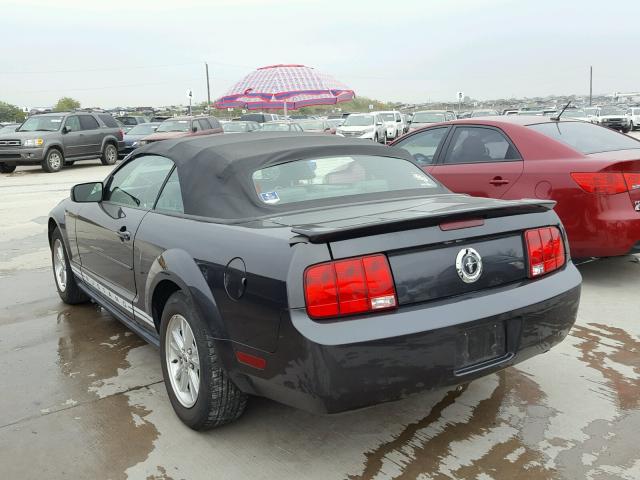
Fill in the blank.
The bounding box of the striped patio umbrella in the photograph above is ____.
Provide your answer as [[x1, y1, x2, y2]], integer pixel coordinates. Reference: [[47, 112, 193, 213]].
[[213, 64, 355, 112]]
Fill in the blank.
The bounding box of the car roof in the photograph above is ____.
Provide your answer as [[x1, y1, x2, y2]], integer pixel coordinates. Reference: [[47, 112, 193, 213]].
[[440, 115, 569, 127], [132, 133, 414, 220]]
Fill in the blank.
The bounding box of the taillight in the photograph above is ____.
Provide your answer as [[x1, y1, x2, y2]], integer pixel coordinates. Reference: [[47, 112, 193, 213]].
[[571, 172, 629, 194], [304, 254, 397, 319], [623, 173, 640, 191], [524, 226, 565, 278]]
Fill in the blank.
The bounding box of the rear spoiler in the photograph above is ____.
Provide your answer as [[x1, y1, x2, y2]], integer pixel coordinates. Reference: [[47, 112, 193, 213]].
[[291, 199, 556, 243]]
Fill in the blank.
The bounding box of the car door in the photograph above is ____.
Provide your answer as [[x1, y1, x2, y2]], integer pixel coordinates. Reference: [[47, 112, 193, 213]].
[[78, 114, 102, 156], [61, 115, 86, 158], [393, 127, 450, 173], [431, 125, 523, 198], [74, 155, 175, 320]]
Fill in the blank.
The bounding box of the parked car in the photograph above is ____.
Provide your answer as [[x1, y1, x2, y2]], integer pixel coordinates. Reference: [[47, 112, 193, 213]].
[[593, 106, 631, 133], [48, 133, 581, 429], [374, 111, 404, 140], [121, 122, 160, 157], [296, 119, 334, 134], [259, 121, 303, 132], [391, 116, 640, 258], [115, 116, 149, 132], [139, 116, 223, 145], [561, 109, 591, 122], [0, 112, 123, 173], [0, 123, 20, 134], [221, 121, 260, 133], [626, 107, 640, 131], [150, 115, 171, 123], [336, 113, 386, 142], [408, 110, 456, 132], [239, 113, 279, 123], [401, 114, 412, 133], [470, 109, 500, 117], [326, 118, 345, 130]]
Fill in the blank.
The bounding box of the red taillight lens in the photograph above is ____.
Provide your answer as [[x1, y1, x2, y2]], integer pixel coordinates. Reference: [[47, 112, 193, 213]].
[[524, 226, 565, 278], [304, 254, 397, 319], [571, 172, 628, 194]]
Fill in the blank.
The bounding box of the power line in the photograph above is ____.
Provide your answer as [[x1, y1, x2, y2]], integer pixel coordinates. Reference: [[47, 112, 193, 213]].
[[12, 78, 203, 94]]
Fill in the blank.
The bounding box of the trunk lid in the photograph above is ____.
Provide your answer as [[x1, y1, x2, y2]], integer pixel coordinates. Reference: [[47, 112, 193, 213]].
[[275, 194, 557, 307]]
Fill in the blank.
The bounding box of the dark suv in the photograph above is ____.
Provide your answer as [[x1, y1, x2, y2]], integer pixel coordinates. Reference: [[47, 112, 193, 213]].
[[0, 112, 124, 173]]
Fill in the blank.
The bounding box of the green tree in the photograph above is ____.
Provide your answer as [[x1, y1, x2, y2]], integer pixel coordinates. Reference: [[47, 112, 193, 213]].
[[54, 97, 81, 112], [0, 101, 26, 123]]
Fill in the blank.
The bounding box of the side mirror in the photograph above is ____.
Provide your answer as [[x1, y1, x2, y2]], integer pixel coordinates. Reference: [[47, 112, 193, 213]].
[[62, 126, 71, 134], [397, 118, 402, 122], [192, 126, 198, 133], [71, 182, 103, 203]]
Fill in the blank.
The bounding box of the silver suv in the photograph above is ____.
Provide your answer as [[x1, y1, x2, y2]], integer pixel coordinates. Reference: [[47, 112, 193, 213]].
[[0, 112, 124, 173]]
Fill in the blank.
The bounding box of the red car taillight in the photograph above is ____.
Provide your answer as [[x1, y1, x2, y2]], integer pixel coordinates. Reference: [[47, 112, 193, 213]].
[[524, 226, 565, 278], [570, 172, 640, 194], [304, 254, 397, 319]]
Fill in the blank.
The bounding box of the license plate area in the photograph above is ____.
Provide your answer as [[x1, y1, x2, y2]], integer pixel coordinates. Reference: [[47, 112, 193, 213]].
[[455, 321, 507, 372]]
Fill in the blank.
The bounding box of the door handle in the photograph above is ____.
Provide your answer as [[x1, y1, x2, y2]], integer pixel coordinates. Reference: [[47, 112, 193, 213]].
[[489, 176, 510, 186], [116, 226, 131, 242]]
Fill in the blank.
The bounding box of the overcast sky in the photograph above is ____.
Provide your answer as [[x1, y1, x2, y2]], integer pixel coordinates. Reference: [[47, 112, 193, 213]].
[[2, 0, 639, 108]]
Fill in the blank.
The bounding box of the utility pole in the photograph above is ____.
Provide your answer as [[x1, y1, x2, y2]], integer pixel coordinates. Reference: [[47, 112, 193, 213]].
[[205, 62, 212, 112], [589, 65, 593, 106]]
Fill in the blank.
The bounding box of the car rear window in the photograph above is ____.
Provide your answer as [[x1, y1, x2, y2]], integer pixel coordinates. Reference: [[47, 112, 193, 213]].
[[528, 121, 640, 154], [251, 155, 440, 206], [98, 114, 120, 128]]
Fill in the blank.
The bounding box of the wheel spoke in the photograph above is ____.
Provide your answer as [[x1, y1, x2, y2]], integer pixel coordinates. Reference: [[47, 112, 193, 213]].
[[179, 367, 189, 392], [188, 368, 199, 399], [171, 328, 184, 351]]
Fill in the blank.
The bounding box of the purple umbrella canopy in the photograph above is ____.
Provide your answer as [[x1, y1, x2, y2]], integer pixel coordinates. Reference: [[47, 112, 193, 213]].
[[214, 64, 355, 111]]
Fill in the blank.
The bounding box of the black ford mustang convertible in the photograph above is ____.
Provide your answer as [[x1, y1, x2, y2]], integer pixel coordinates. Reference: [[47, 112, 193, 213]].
[[48, 133, 581, 429]]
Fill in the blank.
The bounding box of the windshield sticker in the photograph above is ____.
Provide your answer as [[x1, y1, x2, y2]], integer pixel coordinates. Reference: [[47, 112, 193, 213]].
[[260, 191, 280, 204]]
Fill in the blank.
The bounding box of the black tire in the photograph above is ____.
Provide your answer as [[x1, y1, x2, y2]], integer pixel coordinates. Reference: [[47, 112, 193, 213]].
[[160, 291, 247, 430], [51, 228, 90, 304], [0, 163, 16, 173], [622, 127, 631, 134], [42, 148, 64, 173], [101, 143, 118, 165]]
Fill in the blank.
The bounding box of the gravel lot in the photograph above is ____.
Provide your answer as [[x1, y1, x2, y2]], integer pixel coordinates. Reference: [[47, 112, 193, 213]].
[[0, 152, 638, 480]]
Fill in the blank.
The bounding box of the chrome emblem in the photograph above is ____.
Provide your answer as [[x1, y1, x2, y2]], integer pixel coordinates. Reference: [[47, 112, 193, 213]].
[[456, 248, 483, 284]]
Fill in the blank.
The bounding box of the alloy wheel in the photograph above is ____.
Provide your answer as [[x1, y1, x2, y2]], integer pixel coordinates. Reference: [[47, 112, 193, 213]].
[[53, 239, 67, 292], [49, 152, 62, 170], [165, 314, 200, 408]]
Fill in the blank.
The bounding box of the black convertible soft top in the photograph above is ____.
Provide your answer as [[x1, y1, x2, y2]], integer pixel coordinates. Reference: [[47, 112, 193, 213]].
[[132, 132, 431, 220]]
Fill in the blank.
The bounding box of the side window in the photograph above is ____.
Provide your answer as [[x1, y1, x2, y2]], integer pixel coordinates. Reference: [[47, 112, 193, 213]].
[[198, 119, 211, 131], [395, 128, 448, 166], [64, 116, 81, 132], [444, 127, 520, 164], [155, 168, 184, 214], [208, 117, 221, 129], [79, 115, 99, 130], [105, 155, 174, 209], [98, 114, 119, 128]]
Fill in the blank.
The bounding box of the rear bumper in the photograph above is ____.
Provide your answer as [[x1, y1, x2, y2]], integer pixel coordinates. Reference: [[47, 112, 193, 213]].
[[232, 264, 581, 414], [0, 147, 45, 164]]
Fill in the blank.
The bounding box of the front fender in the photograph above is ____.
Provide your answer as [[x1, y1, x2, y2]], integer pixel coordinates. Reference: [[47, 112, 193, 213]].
[[48, 198, 79, 262], [143, 248, 229, 340]]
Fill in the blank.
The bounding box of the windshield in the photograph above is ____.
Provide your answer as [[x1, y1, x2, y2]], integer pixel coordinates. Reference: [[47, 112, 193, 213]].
[[127, 124, 158, 135], [252, 155, 441, 206], [528, 121, 640, 154], [297, 120, 325, 131], [156, 120, 191, 132], [411, 112, 445, 123], [261, 123, 294, 131], [600, 106, 625, 116], [343, 115, 374, 126], [223, 122, 249, 132], [18, 115, 63, 132]]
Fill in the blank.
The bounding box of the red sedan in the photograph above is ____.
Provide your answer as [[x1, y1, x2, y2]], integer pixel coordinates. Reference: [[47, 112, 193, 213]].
[[391, 116, 640, 258]]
